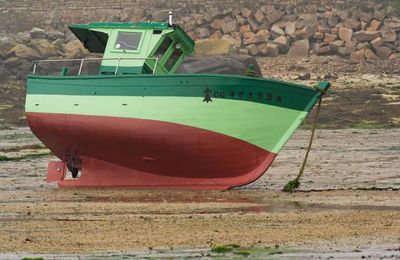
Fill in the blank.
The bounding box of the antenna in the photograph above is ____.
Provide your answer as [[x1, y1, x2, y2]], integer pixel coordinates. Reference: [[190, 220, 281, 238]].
[[168, 11, 173, 26]]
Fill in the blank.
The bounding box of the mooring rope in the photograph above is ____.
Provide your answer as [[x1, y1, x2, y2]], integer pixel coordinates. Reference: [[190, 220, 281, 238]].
[[283, 96, 323, 192]]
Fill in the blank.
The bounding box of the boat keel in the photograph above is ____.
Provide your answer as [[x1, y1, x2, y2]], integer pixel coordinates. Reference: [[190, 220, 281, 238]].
[[47, 157, 236, 190]]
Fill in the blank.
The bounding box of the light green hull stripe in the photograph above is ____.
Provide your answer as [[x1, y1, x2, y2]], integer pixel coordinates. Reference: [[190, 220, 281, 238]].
[[26, 95, 309, 153]]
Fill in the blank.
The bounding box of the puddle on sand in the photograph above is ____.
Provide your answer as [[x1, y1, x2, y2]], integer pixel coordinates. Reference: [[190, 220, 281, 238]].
[[2, 245, 399, 259], [3, 189, 400, 215]]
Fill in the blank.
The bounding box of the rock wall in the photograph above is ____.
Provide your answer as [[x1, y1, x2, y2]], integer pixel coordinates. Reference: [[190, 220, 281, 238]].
[[1, 0, 400, 79]]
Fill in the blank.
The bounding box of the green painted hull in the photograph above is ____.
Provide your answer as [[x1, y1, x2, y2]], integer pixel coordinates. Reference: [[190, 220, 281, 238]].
[[26, 74, 326, 153]]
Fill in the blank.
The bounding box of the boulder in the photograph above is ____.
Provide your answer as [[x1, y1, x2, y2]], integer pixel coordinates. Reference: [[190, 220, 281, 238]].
[[364, 48, 379, 60], [52, 39, 64, 51], [285, 22, 296, 36], [350, 49, 365, 60], [261, 5, 276, 15], [287, 39, 309, 59], [314, 43, 331, 55], [242, 32, 254, 45], [381, 30, 397, 42], [265, 43, 280, 57], [343, 18, 360, 30], [382, 19, 400, 31], [256, 30, 270, 40], [327, 16, 339, 27], [247, 16, 260, 31], [298, 13, 318, 24], [222, 35, 241, 49], [273, 36, 290, 53], [367, 20, 382, 31], [195, 27, 210, 39], [338, 46, 349, 57], [120, 7, 145, 22], [331, 27, 339, 35], [335, 10, 349, 20], [270, 26, 285, 39], [374, 10, 386, 21], [4, 57, 21, 68], [353, 31, 381, 42], [0, 64, 7, 80], [254, 9, 265, 23], [204, 8, 222, 22], [235, 14, 247, 26], [243, 31, 266, 45], [152, 10, 169, 21], [30, 39, 58, 58], [370, 37, 384, 49], [338, 27, 353, 42], [329, 40, 344, 53], [240, 24, 251, 33], [324, 33, 338, 43], [209, 30, 223, 39], [194, 39, 236, 57], [238, 48, 249, 55], [361, 21, 367, 31], [241, 8, 252, 18], [221, 20, 237, 34], [360, 12, 373, 23], [257, 43, 268, 56], [246, 44, 259, 56], [211, 19, 224, 30], [30, 28, 47, 39], [356, 42, 370, 50], [16, 32, 31, 45], [266, 10, 282, 24], [184, 21, 197, 32], [46, 30, 66, 41], [318, 46, 332, 55], [186, 31, 197, 41], [313, 32, 324, 39], [299, 24, 317, 39], [376, 46, 392, 59], [7, 44, 41, 60], [62, 40, 86, 59], [0, 36, 16, 58], [318, 24, 331, 34]]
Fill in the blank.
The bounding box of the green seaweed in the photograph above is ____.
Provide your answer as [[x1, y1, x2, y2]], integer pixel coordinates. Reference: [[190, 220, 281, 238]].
[[283, 178, 300, 192], [353, 120, 388, 129], [0, 152, 51, 162], [236, 250, 251, 256], [210, 244, 293, 257], [20, 257, 44, 260], [211, 244, 240, 253]]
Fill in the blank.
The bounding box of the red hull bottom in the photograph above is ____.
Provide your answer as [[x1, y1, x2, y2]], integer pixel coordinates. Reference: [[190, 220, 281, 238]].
[[27, 113, 277, 190]]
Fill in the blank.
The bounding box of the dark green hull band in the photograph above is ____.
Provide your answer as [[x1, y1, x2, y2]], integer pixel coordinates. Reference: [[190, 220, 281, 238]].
[[27, 73, 323, 112]]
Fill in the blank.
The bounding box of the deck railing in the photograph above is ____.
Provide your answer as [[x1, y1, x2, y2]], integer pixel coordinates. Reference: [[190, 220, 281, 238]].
[[32, 57, 159, 76]]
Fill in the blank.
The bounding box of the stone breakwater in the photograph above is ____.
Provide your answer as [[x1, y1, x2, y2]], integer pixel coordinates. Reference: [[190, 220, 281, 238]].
[[0, 1, 400, 80]]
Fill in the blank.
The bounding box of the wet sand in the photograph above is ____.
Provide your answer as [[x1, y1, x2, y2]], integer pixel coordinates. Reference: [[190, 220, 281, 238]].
[[1, 58, 400, 257], [0, 128, 400, 258]]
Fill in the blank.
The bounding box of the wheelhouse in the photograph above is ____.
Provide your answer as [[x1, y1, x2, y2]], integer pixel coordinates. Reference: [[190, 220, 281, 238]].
[[67, 21, 195, 75]]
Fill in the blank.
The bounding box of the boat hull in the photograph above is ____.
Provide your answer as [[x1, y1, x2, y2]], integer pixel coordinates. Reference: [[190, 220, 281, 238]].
[[27, 112, 276, 189], [25, 74, 328, 189]]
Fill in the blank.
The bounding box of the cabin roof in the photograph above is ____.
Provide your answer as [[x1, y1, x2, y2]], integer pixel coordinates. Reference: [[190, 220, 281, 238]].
[[68, 22, 195, 54], [69, 22, 170, 30]]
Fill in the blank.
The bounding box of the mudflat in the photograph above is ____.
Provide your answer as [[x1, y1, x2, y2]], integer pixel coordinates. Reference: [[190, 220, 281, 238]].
[[0, 128, 399, 258], [0, 56, 400, 258]]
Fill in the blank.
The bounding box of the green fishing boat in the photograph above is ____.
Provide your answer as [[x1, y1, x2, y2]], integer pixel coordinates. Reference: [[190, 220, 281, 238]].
[[25, 16, 330, 189]]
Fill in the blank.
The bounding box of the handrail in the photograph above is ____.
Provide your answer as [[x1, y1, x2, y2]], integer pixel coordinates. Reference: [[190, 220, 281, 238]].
[[32, 57, 159, 75]]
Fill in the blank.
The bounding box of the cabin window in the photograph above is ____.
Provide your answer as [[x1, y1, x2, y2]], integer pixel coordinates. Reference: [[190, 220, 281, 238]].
[[114, 32, 142, 51], [153, 37, 172, 60], [165, 48, 182, 71]]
